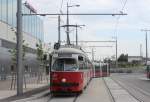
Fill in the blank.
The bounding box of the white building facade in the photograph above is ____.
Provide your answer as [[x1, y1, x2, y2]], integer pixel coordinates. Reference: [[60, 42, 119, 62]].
[[0, 0, 44, 75]]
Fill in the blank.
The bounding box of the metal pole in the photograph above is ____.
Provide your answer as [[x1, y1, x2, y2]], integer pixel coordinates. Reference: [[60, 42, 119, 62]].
[[76, 24, 78, 46], [66, 3, 70, 45], [99, 61, 102, 77], [17, 0, 23, 95], [116, 37, 118, 68], [141, 29, 150, 65], [140, 44, 142, 57], [146, 32, 148, 65], [92, 48, 94, 61], [49, 54, 52, 92], [58, 15, 61, 43], [107, 63, 109, 76]]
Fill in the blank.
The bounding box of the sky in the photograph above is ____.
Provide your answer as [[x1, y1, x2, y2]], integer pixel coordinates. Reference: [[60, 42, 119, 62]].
[[25, 0, 150, 60]]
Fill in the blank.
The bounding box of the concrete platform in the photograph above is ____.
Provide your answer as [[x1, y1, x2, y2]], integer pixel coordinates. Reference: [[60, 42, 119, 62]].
[[76, 78, 112, 102]]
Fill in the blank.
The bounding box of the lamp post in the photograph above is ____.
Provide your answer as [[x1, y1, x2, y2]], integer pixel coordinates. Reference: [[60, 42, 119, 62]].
[[58, 15, 61, 44], [141, 29, 150, 65], [66, 3, 80, 45], [116, 37, 118, 68], [17, 0, 23, 95], [112, 36, 118, 68]]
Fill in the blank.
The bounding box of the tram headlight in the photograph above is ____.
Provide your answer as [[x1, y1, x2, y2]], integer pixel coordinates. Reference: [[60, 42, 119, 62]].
[[61, 78, 66, 83]]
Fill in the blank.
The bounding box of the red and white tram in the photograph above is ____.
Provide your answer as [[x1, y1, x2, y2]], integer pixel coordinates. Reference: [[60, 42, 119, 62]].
[[49, 46, 94, 94], [93, 61, 110, 77]]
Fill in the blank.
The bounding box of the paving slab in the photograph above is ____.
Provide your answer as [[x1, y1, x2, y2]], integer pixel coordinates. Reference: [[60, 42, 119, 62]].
[[76, 78, 112, 102], [0, 77, 49, 102], [0, 90, 16, 100], [104, 77, 139, 102]]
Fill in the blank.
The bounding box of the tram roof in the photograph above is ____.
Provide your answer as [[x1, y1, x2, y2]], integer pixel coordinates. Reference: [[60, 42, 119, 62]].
[[55, 47, 85, 55], [52, 45, 89, 56]]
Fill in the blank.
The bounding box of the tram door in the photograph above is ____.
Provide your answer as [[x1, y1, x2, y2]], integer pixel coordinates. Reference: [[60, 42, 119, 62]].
[[100, 63, 110, 77], [94, 63, 100, 77], [94, 62, 110, 78]]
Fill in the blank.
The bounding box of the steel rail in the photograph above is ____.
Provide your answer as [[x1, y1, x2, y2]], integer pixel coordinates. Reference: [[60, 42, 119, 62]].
[[111, 77, 144, 102], [102, 78, 116, 102]]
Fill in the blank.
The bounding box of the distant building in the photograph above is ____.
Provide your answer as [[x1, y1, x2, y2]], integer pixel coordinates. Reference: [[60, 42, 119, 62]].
[[0, 1, 44, 74], [128, 56, 143, 64]]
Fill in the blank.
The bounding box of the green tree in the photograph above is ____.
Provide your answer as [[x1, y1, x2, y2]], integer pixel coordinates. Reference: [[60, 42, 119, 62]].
[[8, 40, 28, 67], [118, 54, 128, 62], [36, 40, 44, 64], [36, 40, 45, 83]]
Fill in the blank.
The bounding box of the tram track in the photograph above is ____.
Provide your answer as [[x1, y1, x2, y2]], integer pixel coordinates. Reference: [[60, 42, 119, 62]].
[[73, 94, 80, 102], [43, 91, 82, 102], [46, 94, 53, 102], [111, 77, 145, 102], [102, 78, 116, 102], [46, 94, 80, 102]]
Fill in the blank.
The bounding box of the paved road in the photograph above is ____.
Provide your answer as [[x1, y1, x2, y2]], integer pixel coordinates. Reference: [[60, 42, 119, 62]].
[[112, 73, 150, 102]]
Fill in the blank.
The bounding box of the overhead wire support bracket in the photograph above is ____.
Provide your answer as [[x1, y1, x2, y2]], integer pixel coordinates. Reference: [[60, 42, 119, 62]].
[[61, 40, 116, 43], [22, 13, 127, 16], [85, 46, 113, 48]]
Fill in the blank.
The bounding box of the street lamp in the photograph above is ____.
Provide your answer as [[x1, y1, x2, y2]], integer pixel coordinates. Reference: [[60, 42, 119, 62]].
[[66, 3, 80, 45], [75, 24, 85, 46]]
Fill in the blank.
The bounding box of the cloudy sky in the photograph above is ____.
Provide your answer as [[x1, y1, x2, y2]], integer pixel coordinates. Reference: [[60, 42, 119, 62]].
[[25, 0, 150, 60]]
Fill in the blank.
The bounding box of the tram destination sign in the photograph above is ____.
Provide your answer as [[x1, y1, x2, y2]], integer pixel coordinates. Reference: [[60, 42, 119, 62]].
[[58, 53, 72, 57]]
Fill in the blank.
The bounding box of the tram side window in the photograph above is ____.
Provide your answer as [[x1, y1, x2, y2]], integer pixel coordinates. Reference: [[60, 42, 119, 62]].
[[87, 61, 91, 69], [78, 56, 83, 61], [78, 56, 84, 70], [147, 65, 150, 72], [102, 65, 107, 72], [85, 60, 88, 69], [79, 62, 84, 70]]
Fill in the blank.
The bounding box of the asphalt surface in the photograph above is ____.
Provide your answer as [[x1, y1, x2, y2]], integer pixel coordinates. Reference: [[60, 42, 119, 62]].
[[111, 73, 150, 102]]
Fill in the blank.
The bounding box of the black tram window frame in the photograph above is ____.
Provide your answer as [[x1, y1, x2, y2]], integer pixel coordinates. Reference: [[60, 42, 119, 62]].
[[78, 56, 84, 61]]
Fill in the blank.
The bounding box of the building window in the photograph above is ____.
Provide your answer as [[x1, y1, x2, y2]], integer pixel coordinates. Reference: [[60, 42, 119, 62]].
[[1, 0, 7, 22], [0, 0, 44, 41]]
